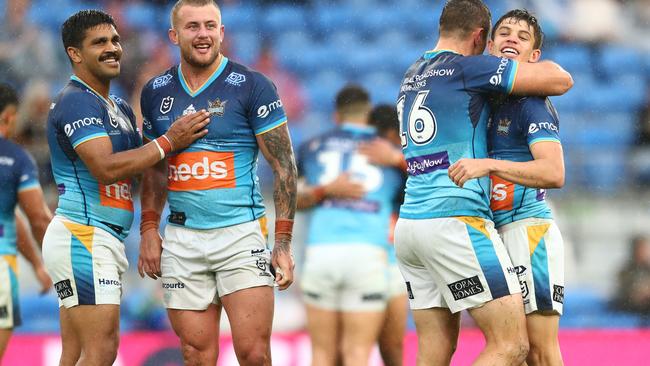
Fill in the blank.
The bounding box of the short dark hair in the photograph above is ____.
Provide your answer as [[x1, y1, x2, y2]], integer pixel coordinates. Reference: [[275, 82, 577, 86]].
[[171, 0, 220, 28], [61, 10, 117, 51], [439, 0, 491, 39], [335, 84, 370, 115], [368, 104, 399, 136], [0, 83, 19, 114], [492, 9, 544, 50]]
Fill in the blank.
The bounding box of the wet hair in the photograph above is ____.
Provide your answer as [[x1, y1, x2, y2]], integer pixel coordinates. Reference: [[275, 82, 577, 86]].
[[335, 84, 371, 115], [368, 104, 399, 137], [61, 10, 117, 52], [0, 83, 18, 114], [492, 9, 544, 50], [170, 0, 220, 29], [439, 0, 491, 39]]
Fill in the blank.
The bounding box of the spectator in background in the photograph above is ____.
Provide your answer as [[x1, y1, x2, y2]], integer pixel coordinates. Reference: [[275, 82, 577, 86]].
[[254, 43, 306, 122], [614, 235, 650, 320], [0, 0, 61, 88]]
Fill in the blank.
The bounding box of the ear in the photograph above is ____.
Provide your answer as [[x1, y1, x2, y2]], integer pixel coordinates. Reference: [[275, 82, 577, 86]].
[[220, 24, 225, 42], [66, 46, 82, 64], [473, 28, 487, 53], [529, 49, 542, 63], [168, 28, 179, 45], [333, 111, 342, 124], [487, 39, 495, 55]]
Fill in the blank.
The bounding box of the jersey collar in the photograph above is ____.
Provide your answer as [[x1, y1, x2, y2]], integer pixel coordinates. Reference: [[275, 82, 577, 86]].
[[70, 75, 115, 110], [423, 49, 459, 59], [341, 123, 376, 134], [178, 56, 229, 98]]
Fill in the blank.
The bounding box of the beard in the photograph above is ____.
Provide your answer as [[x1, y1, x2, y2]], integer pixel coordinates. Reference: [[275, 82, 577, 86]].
[[181, 45, 220, 69]]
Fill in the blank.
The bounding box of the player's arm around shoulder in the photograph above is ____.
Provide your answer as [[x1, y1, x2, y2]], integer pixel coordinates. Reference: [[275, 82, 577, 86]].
[[511, 60, 574, 96]]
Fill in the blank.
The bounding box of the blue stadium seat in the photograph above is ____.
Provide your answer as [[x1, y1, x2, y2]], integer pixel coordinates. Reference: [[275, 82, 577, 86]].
[[304, 70, 347, 112], [360, 72, 401, 104], [229, 31, 261, 65], [221, 5, 258, 33], [124, 3, 157, 31], [600, 46, 645, 78], [263, 5, 307, 36], [545, 44, 592, 74], [314, 5, 360, 34]]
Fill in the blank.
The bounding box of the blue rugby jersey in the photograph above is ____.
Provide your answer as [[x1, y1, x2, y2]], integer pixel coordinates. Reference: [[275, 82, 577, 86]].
[[0, 138, 40, 255], [47, 76, 142, 240], [488, 97, 561, 227], [297, 124, 404, 248], [140, 57, 287, 230], [397, 50, 518, 220]]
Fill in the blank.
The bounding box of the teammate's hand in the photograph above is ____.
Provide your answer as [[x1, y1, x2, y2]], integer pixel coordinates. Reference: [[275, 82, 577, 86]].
[[138, 228, 163, 280], [34, 265, 52, 294], [271, 239, 295, 291], [325, 173, 366, 200], [165, 110, 211, 151], [358, 138, 404, 167], [448, 158, 493, 187]]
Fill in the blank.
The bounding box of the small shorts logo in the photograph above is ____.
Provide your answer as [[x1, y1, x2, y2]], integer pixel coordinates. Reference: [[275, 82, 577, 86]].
[[256, 258, 272, 277], [55, 279, 74, 300], [553, 285, 564, 303], [162, 282, 185, 289], [447, 275, 485, 301], [251, 248, 266, 257], [361, 293, 385, 301], [0, 305, 7, 319], [225, 72, 246, 86], [405, 281, 414, 299]]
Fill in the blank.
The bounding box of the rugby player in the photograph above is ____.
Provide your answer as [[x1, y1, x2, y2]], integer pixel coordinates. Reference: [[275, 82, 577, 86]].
[[138, 1, 297, 365], [394, 0, 573, 364], [43, 10, 209, 365], [448, 9, 566, 365]]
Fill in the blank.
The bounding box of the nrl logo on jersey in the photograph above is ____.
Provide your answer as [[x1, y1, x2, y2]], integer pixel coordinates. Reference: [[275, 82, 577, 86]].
[[225, 72, 246, 86], [160, 96, 174, 114], [208, 98, 227, 117], [182, 104, 197, 116], [153, 74, 173, 89], [497, 118, 511, 136]]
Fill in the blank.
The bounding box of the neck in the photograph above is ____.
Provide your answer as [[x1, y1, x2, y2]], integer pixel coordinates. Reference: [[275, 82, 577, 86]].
[[434, 36, 476, 56], [73, 68, 111, 100], [340, 116, 367, 126], [180, 53, 223, 91]]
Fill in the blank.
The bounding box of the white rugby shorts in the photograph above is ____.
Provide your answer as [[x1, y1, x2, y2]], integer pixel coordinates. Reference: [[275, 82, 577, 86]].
[[42, 215, 128, 308], [498, 218, 564, 315], [395, 216, 520, 313], [160, 218, 274, 310], [0, 255, 20, 328]]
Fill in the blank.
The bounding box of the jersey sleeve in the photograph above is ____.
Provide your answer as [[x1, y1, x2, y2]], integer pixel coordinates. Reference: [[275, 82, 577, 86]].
[[523, 98, 561, 146], [58, 92, 109, 149], [248, 72, 288, 135], [462, 55, 519, 95], [15, 149, 40, 192], [140, 81, 159, 141]]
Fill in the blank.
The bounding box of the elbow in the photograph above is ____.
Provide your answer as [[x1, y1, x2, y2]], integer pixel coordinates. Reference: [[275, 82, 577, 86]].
[[553, 73, 574, 96], [94, 171, 119, 185], [546, 171, 565, 189]]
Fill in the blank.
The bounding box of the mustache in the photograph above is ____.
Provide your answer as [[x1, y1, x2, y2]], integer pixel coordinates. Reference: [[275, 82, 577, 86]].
[[99, 52, 120, 62]]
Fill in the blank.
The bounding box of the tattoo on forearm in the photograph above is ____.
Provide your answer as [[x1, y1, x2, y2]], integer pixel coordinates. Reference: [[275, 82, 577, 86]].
[[261, 126, 297, 220]]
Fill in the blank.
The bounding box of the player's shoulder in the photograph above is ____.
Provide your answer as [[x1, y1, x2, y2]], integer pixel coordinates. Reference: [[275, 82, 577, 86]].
[[0, 138, 34, 163], [144, 65, 177, 92], [54, 80, 102, 109], [521, 96, 560, 121], [226, 59, 275, 90], [298, 128, 339, 154]]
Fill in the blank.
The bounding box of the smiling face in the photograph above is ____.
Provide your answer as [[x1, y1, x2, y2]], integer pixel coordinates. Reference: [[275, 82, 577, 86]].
[[488, 17, 541, 63], [67, 24, 122, 81], [169, 3, 224, 69]]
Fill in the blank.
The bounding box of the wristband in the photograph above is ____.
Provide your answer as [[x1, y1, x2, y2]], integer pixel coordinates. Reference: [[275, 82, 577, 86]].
[[152, 139, 165, 160], [312, 186, 326, 203], [140, 210, 161, 236], [275, 218, 294, 241], [155, 134, 173, 158]]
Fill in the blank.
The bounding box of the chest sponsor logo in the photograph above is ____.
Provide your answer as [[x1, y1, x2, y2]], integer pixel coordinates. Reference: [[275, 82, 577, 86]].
[[167, 151, 236, 191], [160, 96, 174, 114], [447, 275, 485, 301], [257, 99, 283, 118], [208, 98, 227, 117], [183, 104, 197, 116], [405, 151, 450, 176], [54, 279, 74, 300], [64, 117, 103, 137], [490, 175, 514, 211], [99, 180, 134, 211], [226, 72, 246, 86], [153, 74, 173, 89], [0, 156, 15, 166], [497, 118, 511, 136]]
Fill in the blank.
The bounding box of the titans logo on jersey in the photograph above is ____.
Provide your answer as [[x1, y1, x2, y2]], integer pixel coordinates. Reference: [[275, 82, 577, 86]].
[[141, 57, 287, 230], [47, 76, 142, 240], [488, 97, 561, 227], [0, 139, 40, 255], [397, 50, 518, 220], [297, 124, 404, 248]]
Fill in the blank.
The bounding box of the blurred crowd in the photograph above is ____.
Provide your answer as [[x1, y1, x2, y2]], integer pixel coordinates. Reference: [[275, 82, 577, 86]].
[[2, 0, 650, 331]]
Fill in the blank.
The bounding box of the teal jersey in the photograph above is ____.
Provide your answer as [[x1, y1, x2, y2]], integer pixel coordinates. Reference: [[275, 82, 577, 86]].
[[297, 124, 404, 248], [488, 97, 561, 227], [47, 76, 142, 240], [398, 50, 519, 220]]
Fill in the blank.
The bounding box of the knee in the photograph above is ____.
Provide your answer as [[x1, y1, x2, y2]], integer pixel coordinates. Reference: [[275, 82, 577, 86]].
[[235, 342, 271, 366], [84, 336, 119, 364], [504, 338, 529, 364], [180, 340, 218, 364]]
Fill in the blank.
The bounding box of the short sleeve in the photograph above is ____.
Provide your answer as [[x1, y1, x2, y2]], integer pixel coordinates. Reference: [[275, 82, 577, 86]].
[[523, 98, 561, 146], [15, 149, 40, 192], [140, 82, 159, 141], [58, 93, 109, 149], [462, 55, 519, 95], [248, 73, 288, 135]]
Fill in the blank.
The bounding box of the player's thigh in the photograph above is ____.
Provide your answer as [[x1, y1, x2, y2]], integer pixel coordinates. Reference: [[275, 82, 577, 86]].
[[468, 294, 527, 344], [167, 304, 221, 350], [341, 310, 385, 348], [42, 216, 128, 308], [412, 307, 460, 356], [58, 306, 81, 364], [65, 304, 120, 347], [0, 256, 20, 331], [221, 286, 274, 349], [380, 293, 409, 344], [526, 311, 560, 348], [500, 219, 565, 315], [305, 304, 340, 353], [0, 329, 11, 358]]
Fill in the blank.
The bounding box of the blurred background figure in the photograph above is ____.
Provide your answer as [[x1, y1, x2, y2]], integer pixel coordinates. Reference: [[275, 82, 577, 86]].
[[614, 235, 650, 323]]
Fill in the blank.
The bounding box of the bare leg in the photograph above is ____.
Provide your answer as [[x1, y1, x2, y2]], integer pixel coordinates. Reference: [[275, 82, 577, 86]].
[[0, 329, 11, 361], [58, 307, 81, 366], [378, 294, 408, 366], [340, 310, 385, 366], [65, 304, 120, 366], [526, 312, 563, 366], [306, 304, 340, 366], [167, 304, 221, 366], [412, 307, 460, 366]]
